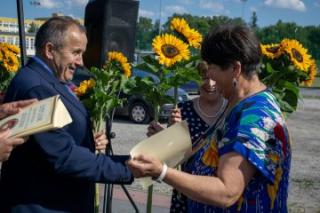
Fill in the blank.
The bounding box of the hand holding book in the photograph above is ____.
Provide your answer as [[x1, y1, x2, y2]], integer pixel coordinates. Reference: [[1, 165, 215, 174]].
[[0, 99, 38, 120], [0, 98, 37, 162], [0, 95, 72, 138]]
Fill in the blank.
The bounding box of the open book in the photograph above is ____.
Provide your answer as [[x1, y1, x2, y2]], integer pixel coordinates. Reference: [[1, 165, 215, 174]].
[[130, 121, 192, 188], [0, 95, 72, 138]]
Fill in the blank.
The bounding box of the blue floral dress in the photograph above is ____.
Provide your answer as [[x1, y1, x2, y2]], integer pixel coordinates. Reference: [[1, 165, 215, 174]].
[[170, 100, 210, 213], [186, 90, 291, 213]]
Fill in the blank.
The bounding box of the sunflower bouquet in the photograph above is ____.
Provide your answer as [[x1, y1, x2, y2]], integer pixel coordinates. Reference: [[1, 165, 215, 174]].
[[74, 51, 131, 132], [260, 38, 318, 114], [0, 42, 20, 99], [133, 17, 202, 213], [134, 17, 201, 121], [73, 51, 131, 212]]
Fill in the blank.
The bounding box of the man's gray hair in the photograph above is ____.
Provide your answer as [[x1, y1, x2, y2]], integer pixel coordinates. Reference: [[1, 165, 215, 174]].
[[35, 16, 86, 53]]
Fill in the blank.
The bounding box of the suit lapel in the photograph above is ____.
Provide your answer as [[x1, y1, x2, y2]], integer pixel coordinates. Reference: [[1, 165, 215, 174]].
[[27, 59, 88, 116], [54, 84, 88, 116]]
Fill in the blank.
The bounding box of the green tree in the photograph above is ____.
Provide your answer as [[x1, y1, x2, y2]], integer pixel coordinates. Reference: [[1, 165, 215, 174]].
[[257, 21, 304, 44], [28, 22, 38, 33], [163, 13, 245, 36], [136, 17, 153, 50], [250, 11, 258, 30], [135, 17, 161, 50], [304, 26, 320, 61]]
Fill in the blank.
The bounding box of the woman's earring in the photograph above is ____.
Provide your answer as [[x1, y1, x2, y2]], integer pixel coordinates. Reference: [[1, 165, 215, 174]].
[[232, 78, 237, 88]]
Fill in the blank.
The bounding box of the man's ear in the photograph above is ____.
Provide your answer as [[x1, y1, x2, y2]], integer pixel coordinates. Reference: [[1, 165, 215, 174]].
[[233, 61, 242, 79], [44, 42, 55, 60]]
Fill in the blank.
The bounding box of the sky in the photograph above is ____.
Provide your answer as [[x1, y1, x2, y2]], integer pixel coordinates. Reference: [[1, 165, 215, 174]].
[[1, 0, 319, 27]]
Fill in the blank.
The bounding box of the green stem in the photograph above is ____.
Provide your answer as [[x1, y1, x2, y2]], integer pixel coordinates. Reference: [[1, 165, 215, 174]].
[[173, 86, 178, 108], [154, 104, 160, 122], [94, 184, 100, 213], [145, 104, 160, 213], [93, 113, 105, 213], [146, 185, 153, 213]]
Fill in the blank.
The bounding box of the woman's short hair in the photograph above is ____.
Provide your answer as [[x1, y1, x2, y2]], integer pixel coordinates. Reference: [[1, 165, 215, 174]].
[[35, 16, 86, 53], [201, 24, 261, 77]]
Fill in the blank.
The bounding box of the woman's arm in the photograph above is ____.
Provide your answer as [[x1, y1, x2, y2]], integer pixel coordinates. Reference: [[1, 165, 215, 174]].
[[166, 152, 255, 207], [128, 152, 256, 208]]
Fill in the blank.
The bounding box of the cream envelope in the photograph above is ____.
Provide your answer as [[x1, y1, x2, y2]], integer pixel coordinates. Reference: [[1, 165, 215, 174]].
[[130, 120, 192, 188]]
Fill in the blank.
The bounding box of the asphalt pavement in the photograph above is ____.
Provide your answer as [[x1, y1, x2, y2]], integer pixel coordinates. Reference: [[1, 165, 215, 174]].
[[98, 185, 170, 213]]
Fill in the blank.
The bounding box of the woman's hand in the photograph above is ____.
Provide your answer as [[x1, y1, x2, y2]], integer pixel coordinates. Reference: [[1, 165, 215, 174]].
[[146, 121, 165, 137], [168, 108, 182, 126], [0, 99, 38, 119], [127, 154, 163, 179], [94, 131, 108, 153], [0, 129, 26, 162]]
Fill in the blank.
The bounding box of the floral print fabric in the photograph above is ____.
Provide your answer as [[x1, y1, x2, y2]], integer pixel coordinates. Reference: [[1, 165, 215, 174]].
[[170, 100, 210, 213], [186, 90, 291, 213]]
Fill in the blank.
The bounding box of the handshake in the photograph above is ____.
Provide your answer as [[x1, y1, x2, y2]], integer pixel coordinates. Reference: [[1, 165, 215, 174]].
[[127, 119, 191, 185], [127, 154, 168, 183]]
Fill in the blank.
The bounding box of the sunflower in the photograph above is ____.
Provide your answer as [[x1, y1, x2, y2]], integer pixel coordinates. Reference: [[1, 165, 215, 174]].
[[260, 43, 283, 59], [1, 43, 20, 55], [2, 51, 19, 73], [107, 51, 131, 78], [74, 79, 96, 96], [304, 60, 318, 87], [170, 17, 190, 34], [0, 48, 4, 61], [152, 34, 190, 67], [280, 39, 312, 72], [170, 18, 202, 48], [183, 28, 202, 48]]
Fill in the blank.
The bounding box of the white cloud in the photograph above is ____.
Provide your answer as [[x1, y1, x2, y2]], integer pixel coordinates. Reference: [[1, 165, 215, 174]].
[[264, 0, 306, 12], [69, 0, 89, 6], [38, 0, 63, 9], [66, 14, 76, 18], [199, 0, 224, 11], [250, 6, 258, 12], [139, 9, 156, 18], [65, 0, 89, 7], [164, 5, 188, 14]]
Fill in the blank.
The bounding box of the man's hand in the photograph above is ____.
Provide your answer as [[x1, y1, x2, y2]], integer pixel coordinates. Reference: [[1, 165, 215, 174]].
[[0, 99, 38, 119], [0, 129, 26, 162], [94, 131, 109, 153]]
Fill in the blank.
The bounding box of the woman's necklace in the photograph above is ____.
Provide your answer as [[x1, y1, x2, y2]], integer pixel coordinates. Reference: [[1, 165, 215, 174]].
[[196, 98, 226, 118]]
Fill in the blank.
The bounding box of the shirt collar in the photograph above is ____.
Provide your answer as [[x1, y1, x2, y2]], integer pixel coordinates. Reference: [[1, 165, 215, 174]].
[[32, 56, 75, 86], [32, 56, 54, 76]]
